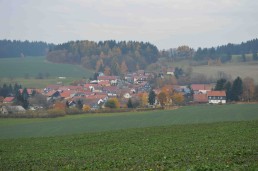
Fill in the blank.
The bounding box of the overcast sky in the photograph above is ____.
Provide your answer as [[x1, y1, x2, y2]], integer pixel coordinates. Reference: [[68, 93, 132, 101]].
[[1, 0, 257, 49]]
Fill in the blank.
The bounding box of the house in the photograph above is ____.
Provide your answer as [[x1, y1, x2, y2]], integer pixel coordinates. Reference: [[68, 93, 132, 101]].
[[0, 105, 26, 115], [191, 84, 213, 94], [97, 76, 119, 85], [166, 68, 175, 75], [207, 91, 226, 104], [45, 90, 61, 101], [193, 94, 208, 103], [3, 97, 15, 104]]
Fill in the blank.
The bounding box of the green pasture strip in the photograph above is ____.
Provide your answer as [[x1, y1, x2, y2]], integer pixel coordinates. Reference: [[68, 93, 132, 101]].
[[0, 104, 258, 139], [0, 56, 92, 78], [0, 121, 257, 170]]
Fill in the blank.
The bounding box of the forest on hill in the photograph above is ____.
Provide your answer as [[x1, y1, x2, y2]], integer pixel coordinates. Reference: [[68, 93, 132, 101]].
[[193, 38, 258, 62], [46, 40, 159, 74], [0, 40, 53, 58]]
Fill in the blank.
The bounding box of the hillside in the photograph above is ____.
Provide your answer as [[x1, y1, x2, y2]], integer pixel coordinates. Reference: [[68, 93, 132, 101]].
[[47, 40, 159, 73], [0, 56, 93, 88]]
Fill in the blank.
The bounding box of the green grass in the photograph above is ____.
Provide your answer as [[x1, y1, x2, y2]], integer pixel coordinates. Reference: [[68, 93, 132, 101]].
[[0, 121, 257, 170], [0, 104, 258, 170], [0, 56, 93, 87], [1, 104, 258, 139]]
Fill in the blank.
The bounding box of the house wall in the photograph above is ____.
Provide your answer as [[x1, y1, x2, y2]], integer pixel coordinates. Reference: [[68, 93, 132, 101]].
[[208, 96, 226, 104]]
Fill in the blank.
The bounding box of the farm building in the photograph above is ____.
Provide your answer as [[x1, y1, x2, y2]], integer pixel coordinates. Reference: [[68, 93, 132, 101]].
[[207, 91, 226, 104]]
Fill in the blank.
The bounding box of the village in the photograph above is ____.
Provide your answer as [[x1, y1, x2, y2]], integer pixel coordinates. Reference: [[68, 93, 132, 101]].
[[0, 67, 227, 116]]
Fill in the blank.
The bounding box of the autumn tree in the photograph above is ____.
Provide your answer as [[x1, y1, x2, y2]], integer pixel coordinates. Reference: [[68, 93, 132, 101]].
[[171, 92, 184, 105], [157, 92, 167, 107], [138, 92, 148, 107], [242, 77, 255, 101], [83, 105, 91, 112], [105, 98, 120, 108]]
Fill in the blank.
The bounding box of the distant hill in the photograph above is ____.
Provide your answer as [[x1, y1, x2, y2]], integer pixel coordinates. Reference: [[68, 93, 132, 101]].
[[0, 40, 54, 58], [47, 40, 159, 74], [194, 38, 258, 62]]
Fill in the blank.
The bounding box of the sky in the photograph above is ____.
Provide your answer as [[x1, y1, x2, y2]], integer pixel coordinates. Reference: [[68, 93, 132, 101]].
[[0, 0, 258, 50]]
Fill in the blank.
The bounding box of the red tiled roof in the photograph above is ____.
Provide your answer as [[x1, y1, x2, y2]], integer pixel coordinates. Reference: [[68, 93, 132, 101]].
[[86, 95, 107, 99], [191, 84, 212, 91], [3, 97, 15, 103], [58, 86, 83, 91], [207, 91, 226, 97], [60, 90, 76, 98], [193, 94, 208, 103], [46, 90, 59, 97]]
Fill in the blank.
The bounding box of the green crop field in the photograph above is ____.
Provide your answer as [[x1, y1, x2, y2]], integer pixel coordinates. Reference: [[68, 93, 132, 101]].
[[1, 104, 258, 139], [0, 104, 258, 170], [0, 56, 93, 88], [0, 121, 257, 170]]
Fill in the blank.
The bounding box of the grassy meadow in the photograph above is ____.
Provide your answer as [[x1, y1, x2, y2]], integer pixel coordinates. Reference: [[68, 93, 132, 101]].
[[0, 104, 258, 170], [0, 56, 93, 88]]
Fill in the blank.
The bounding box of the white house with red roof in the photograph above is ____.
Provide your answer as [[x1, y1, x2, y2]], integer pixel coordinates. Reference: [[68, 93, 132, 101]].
[[207, 91, 226, 104]]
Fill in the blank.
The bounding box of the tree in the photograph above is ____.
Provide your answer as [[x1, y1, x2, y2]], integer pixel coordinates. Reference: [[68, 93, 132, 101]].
[[231, 77, 243, 101], [157, 92, 167, 107], [120, 61, 128, 75], [174, 67, 183, 79], [148, 89, 156, 105], [242, 77, 255, 101], [253, 52, 258, 61], [224, 81, 232, 101], [83, 105, 91, 112], [127, 98, 133, 108], [214, 78, 227, 90], [76, 99, 83, 110], [105, 98, 120, 108], [138, 92, 148, 107], [171, 92, 184, 105]]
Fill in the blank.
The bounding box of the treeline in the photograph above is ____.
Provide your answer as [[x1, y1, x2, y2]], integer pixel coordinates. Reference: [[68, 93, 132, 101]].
[[194, 38, 258, 62], [0, 40, 52, 58], [47, 40, 159, 73]]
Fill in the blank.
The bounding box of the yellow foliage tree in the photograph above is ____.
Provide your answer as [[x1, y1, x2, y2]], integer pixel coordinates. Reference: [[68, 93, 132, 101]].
[[171, 92, 184, 105], [83, 105, 91, 112], [138, 92, 148, 107], [105, 98, 120, 108]]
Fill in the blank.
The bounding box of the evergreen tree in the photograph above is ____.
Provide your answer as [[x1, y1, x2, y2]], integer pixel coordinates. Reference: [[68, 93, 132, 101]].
[[214, 78, 227, 90], [76, 99, 83, 110], [231, 77, 243, 101], [148, 89, 156, 105], [224, 81, 232, 101], [127, 98, 133, 108]]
